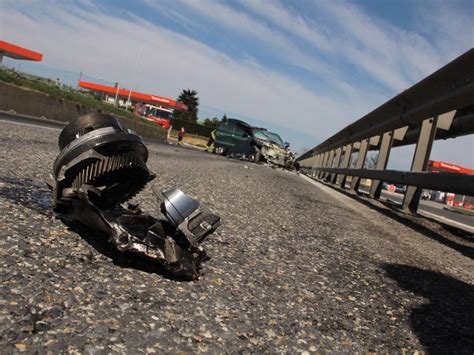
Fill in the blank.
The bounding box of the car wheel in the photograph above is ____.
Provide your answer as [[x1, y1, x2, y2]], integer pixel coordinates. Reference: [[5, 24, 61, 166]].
[[250, 147, 261, 163]]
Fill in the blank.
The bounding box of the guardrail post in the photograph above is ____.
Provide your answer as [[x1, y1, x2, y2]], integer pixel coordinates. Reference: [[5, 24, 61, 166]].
[[323, 150, 335, 180], [324, 150, 334, 178], [315, 153, 323, 178], [312, 154, 322, 176], [402, 116, 438, 212], [338, 144, 353, 188], [318, 152, 329, 179], [350, 139, 369, 191], [330, 147, 343, 184], [370, 131, 394, 199]]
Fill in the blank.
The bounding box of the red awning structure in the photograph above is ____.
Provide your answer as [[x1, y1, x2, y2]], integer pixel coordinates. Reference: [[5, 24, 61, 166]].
[[428, 160, 474, 174], [0, 40, 43, 61], [78, 80, 187, 111]]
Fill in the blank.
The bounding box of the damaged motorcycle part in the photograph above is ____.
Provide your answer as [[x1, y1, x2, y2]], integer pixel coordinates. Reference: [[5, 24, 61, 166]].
[[49, 113, 221, 279]]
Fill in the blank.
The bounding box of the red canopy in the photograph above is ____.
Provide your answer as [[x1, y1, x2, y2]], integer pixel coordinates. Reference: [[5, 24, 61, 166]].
[[428, 160, 474, 174], [78, 80, 187, 111], [0, 41, 43, 61]]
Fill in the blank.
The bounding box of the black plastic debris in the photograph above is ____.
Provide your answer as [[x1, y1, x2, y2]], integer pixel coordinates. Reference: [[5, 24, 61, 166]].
[[48, 113, 220, 279]]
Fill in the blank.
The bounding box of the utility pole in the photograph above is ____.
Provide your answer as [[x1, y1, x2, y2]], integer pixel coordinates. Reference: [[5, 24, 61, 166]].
[[127, 45, 142, 107], [114, 56, 127, 107], [78, 69, 83, 85]]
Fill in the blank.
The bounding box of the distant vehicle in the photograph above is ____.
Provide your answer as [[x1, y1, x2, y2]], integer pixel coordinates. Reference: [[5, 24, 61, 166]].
[[214, 118, 293, 167], [394, 184, 407, 193], [134, 103, 172, 130], [382, 182, 406, 194]]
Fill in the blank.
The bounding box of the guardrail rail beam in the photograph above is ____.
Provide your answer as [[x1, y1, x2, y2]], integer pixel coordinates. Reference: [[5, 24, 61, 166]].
[[297, 49, 474, 215]]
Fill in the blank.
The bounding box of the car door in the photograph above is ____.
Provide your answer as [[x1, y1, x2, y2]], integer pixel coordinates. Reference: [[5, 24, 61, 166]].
[[227, 124, 252, 155], [232, 124, 251, 144], [215, 120, 237, 152]]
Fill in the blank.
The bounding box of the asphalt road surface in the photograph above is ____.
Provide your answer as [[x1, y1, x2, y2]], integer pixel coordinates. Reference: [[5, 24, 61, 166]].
[[1, 110, 471, 230], [1, 118, 473, 353], [357, 187, 474, 230]]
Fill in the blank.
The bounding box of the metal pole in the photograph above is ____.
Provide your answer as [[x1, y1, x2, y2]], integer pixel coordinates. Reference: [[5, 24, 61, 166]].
[[127, 46, 142, 106], [338, 144, 353, 188], [350, 139, 369, 191], [316, 154, 323, 176], [318, 152, 329, 179], [329, 148, 342, 184], [77, 70, 83, 89], [369, 131, 394, 199], [323, 150, 335, 180], [402, 116, 438, 212], [312, 154, 321, 176], [115, 56, 127, 107], [312, 155, 318, 169]]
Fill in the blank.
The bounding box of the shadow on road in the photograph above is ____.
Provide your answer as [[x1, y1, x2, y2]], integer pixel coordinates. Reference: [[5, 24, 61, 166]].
[[384, 264, 474, 354], [322, 183, 474, 259], [62, 220, 199, 282], [0, 176, 53, 217]]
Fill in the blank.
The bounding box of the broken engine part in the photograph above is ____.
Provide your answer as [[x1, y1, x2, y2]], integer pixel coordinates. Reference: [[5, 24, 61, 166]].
[[49, 113, 220, 279]]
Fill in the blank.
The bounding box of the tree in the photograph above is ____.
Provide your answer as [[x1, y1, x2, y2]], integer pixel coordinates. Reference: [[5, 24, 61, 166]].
[[203, 114, 228, 129], [174, 89, 199, 122], [203, 117, 221, 129]]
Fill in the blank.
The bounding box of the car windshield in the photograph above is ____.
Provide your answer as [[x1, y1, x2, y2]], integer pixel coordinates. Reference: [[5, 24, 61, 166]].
[[264, 132, 284, 147], [252, 129, 271, 141]]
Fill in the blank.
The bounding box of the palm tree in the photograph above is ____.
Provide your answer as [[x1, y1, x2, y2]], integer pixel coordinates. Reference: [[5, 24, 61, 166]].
[[174, 89, 199, 122]]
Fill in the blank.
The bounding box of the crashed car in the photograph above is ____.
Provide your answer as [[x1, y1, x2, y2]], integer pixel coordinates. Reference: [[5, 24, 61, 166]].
[[214, 118, 294, 167]]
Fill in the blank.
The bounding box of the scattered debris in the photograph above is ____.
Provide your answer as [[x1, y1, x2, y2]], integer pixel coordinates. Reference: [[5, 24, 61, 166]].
[[48, 113, 220, 279]]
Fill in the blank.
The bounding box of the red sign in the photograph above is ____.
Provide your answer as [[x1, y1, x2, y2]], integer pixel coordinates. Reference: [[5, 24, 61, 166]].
[[78, 80, 187, 111], [428, 160, 474, 174]]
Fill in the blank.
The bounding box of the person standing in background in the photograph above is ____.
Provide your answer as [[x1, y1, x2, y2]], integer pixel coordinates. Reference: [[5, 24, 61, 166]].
[[205, 129, 216, 152], [178, 127, 185, 145]]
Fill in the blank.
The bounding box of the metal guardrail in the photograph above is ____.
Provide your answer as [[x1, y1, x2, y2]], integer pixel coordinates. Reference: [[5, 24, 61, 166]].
[[297, 49, 474, 213]]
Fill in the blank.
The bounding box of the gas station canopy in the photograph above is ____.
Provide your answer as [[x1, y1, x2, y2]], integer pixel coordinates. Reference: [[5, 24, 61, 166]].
[[0, 40, 43, 62], [428, 160, 474, 174], [78, 80, 188, 111]]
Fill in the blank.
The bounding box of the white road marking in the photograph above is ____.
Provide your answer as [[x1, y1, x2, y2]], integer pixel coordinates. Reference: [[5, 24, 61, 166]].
[[300, 174, 473, 233], [418, 210, 474, 233]]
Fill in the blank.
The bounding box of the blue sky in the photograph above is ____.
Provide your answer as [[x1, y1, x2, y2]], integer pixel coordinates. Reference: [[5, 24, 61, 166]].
[[1, 0, 473, 167]]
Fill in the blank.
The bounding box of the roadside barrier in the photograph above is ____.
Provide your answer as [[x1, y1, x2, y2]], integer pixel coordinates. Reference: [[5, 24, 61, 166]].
[[297, 49, 474, 213]]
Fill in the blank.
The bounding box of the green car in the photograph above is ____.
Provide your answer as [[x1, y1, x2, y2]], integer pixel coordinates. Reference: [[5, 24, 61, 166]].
[[214, 119, 253, 155], [214, 118, 294, 167]]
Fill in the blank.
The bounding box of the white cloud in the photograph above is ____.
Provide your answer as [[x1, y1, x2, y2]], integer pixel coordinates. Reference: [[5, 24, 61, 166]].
[[240, 0, 469, 92], [239, 0, 333, 53], [0, 1, 366, 142], [415, 0, 473, 54], [149, 0, 333, 77]]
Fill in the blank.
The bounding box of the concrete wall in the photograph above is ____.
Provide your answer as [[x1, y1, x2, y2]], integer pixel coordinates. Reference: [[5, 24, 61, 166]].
[[0, 81, 166, 142]]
